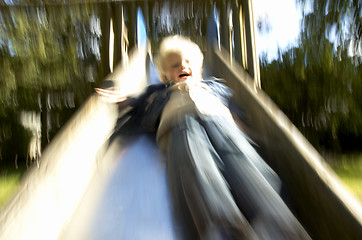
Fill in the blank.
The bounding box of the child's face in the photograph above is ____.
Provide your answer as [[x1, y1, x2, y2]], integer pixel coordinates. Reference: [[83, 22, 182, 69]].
[[164, 52, 198, 83]]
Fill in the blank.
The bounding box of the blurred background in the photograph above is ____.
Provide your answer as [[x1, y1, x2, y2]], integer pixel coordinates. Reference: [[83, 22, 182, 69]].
[[0, 0, 361, 206]]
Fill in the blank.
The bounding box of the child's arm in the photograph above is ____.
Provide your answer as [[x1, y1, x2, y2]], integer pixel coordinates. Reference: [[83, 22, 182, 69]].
[[95, 88, 128, 103], [98, 83, 169, 134], [95, 88, 133, 110]]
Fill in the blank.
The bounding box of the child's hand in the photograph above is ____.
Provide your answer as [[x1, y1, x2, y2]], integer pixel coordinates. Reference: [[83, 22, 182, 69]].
[[95, 88, 128, 103]]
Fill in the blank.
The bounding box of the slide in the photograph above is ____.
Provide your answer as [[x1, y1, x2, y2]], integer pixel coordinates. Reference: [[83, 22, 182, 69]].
[[0, 7, 361, 240]]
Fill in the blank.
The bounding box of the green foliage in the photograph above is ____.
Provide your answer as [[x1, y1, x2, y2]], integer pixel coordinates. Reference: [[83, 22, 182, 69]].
[[298, 0, 361, 56], [261, 45, 362, 152], [2, 6, 84, 94], [0, 3, 101, 165], [261, 0, 362, 153]]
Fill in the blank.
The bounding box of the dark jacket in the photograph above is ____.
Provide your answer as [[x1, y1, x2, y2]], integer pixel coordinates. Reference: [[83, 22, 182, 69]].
[[113, 78, 240, 135]]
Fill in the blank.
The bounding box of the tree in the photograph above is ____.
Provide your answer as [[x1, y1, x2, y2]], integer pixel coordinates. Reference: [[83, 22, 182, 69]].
[[298, 0, 361, 59], [0, 2, 101, 167], [260, 0, 362, 153]]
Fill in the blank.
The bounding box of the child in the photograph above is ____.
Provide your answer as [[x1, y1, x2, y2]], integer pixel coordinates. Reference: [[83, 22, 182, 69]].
[[96, 35, 310, 239]]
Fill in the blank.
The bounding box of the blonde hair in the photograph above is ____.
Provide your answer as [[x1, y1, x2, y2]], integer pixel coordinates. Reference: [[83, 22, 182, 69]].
[[155, 35, 204, 83]]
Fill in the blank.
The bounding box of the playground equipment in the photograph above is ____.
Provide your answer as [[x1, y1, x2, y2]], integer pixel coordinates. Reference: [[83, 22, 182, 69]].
[[0, 1, 361, 239]]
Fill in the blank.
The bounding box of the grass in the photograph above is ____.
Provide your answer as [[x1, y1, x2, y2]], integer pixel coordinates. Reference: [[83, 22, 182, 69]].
[[0, 167, 25, 209], [327, 153, 362, 201]]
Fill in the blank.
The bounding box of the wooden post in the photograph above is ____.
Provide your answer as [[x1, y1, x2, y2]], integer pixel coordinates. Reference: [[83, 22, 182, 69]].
[[242, 0, 260, 88], [112, 2, 123, 67], [218, 0, 230, 54], [124, 1, 137, 50], [239, 3, 248, 70], [99, 2, 111, 80], [232, 0, 242, 65]]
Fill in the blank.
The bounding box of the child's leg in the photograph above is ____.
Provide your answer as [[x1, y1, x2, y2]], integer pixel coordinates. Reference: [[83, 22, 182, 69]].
[[202, 116, 311, 240], [167, 114, 257, 239]]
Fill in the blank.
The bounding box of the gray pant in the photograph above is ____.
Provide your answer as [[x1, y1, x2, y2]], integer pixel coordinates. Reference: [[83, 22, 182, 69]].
[[166, 114, 310, 240]]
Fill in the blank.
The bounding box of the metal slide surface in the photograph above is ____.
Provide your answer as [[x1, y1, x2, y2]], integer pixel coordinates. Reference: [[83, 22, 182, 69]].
[[60, 135, 178, 240]]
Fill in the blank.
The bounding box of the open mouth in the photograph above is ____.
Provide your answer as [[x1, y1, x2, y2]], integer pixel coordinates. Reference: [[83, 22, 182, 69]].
[[179, 73, 190, 78]]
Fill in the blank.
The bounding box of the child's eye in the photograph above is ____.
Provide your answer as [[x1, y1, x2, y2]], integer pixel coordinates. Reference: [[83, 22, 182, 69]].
[[172, 63, 180, 68]]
